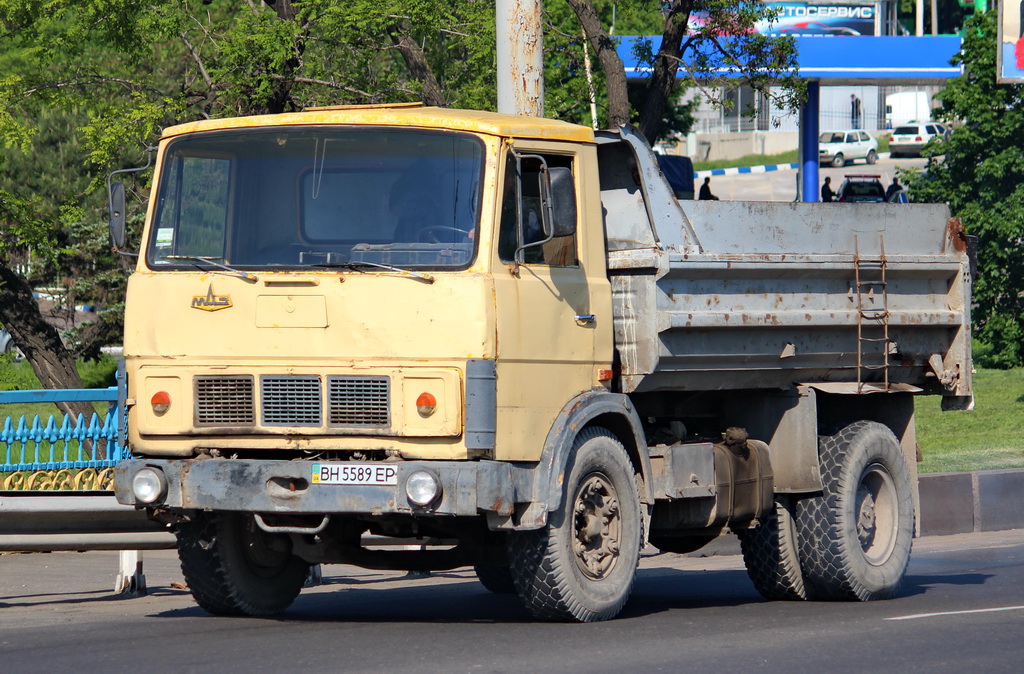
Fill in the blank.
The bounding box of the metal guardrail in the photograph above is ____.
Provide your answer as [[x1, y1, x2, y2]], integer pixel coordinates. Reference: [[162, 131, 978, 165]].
[[0, 383, 174, 592], [0, 492, 175, 552]]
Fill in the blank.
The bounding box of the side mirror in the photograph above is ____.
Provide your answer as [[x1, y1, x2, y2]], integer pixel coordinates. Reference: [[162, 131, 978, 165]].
[[109, 181, 126, 250], [541, 167, 577, 238]]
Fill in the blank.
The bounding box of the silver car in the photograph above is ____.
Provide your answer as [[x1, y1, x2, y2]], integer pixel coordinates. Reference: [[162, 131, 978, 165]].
[[819, 130, 879, 168]]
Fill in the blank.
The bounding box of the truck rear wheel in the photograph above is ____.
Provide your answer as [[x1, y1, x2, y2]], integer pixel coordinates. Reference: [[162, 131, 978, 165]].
[[796, 421, 913, 600], [507, 427, 642, 622], [176, 511, 309, 616], [737, 495, 807, 600]]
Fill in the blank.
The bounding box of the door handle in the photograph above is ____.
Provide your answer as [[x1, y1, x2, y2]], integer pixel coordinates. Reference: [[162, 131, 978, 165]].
[[575, 314, 596, 325]]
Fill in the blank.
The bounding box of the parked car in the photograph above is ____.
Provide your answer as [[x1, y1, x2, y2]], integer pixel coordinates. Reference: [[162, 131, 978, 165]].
[[819, 130, 878, 168], [889, 122, 949, 158], [0, 327, 21, 360], [837, 174, 886, 203]]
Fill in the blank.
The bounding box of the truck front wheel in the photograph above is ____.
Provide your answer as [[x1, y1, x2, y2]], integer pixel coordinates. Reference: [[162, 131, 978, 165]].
[[507, 427, 642, 622], [176, 511, 309, 616], [796, 421, 913, 600]]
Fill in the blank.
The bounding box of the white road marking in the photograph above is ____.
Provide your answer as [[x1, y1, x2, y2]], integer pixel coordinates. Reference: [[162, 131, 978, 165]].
[[886, 606, 1024, 621]]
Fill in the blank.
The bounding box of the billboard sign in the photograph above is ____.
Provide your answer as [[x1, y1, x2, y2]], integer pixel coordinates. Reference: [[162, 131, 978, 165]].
[[758, 3, 878, 37], [999, 0, 1024, 83]]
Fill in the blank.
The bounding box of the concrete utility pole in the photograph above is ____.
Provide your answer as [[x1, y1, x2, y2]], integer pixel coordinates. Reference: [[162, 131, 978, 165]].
[[496, 0, 544, 117]]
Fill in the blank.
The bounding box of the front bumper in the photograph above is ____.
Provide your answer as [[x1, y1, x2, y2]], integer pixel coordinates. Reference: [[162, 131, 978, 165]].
[[114, 457, 518, 518]]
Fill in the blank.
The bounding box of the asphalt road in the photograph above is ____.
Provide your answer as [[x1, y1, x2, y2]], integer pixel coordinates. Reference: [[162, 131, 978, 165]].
[[705, 155, 930, 202], [1, 529, 1021, 673]]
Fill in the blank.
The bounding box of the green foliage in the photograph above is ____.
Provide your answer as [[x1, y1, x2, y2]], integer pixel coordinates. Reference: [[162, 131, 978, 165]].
[[0, 353, 40, 391], [915, 368, 1024, 473], [0, 353, 117, 391], [902, 12, 1024, 368], [77, 353, 118, 388]]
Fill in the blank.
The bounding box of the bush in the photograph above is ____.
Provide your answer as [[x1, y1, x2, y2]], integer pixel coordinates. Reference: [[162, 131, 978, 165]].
[[0, 354, 119, 390]]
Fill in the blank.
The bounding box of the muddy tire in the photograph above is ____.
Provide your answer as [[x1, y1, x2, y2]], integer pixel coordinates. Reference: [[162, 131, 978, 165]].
[[796, 421, 913, 601], [737, 495, 807, 601], [474, 564, 517, 594], [176, 511, 309, 616], [507, 427, 642, 622]]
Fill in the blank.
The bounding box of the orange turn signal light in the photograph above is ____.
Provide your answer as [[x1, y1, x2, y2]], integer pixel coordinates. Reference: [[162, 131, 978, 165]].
[[151, 391, 171, 414], [416, 392, 437, 417]]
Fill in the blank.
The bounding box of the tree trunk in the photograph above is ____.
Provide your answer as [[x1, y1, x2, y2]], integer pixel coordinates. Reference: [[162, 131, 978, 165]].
[[266, 0, 303, 114], [637, 1, 692, 143], [0, 264, 102, 456], [565, 0, 631, 128], [388, 20, 447, 107]]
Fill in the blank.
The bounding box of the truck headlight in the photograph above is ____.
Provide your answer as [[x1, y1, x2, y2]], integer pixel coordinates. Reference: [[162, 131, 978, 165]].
[[133, 467, 167, 505], [405, 470, 441, 507]]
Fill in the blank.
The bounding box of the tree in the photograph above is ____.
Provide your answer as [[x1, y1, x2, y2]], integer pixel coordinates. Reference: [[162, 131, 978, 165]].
[[2, 0, 803, 396], [563, 0, 803, 142], [0, 190, 97, 425], [902, 11, 1024, 367], [0, 1, 497, 394]]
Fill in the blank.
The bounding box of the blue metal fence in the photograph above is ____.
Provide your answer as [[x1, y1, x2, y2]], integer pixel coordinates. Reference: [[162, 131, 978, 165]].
[[0, 387, 128, 473]]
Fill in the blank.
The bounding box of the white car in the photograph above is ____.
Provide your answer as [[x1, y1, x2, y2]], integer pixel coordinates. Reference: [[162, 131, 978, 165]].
[[889, 122, 949, 158], [818, 130, 879, 168]]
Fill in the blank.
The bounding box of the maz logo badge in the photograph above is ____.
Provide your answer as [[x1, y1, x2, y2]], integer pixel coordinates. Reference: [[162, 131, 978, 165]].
[[191, 284, 233, 312]]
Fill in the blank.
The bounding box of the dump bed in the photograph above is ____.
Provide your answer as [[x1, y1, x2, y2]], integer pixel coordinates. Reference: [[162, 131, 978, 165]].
[[596, 129, 973, 406]]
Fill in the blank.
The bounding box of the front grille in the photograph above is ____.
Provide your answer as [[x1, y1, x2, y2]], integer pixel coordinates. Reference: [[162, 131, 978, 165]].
[[261, 376, 322, 426], [195, 376, 255, 425], [328, 376, 390, 427]]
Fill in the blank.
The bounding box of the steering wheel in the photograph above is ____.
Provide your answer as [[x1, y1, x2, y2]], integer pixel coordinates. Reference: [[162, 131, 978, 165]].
[[418, 226, 471, 244]]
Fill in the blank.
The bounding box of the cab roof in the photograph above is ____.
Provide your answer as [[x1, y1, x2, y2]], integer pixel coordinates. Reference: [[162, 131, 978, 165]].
[[161, 103, 595, 144]]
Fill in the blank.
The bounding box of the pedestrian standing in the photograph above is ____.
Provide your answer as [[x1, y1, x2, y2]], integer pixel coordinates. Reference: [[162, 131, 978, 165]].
[[821, 176, 835, 202], [885, 177, 902, 200], [850, 94, 862, 129]]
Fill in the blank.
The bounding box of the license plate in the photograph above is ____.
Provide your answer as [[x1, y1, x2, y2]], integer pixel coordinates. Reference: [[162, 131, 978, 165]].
[[311, 463, 398, 486]]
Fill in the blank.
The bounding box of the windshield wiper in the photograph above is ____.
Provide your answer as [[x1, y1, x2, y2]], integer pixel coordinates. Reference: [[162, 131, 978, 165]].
[[164, 255, 258, 282], [314, 261, 434, 284]]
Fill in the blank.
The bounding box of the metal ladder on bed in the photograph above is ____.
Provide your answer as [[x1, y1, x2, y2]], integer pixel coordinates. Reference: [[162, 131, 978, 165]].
[[854, 235, 890, 393]]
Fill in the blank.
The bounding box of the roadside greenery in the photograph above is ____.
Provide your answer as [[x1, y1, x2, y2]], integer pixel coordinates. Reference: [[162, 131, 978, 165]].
[[902, 11, 1024, 369], [915, 368, 1024, 473], [0, 1, 802, 396]]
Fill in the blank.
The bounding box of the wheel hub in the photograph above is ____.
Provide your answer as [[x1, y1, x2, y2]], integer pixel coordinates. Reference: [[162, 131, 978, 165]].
[[241, 516, 292, 574], [856, 463, 899, 565], [856, 486, 877, 548], [572, 473, 621, 579]]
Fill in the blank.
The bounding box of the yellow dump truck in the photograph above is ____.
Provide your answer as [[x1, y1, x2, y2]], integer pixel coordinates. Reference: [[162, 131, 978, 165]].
[[111, 104, 973, 622]]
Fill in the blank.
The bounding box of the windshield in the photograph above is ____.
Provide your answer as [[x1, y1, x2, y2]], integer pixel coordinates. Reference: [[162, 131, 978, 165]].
[[819, 132, 844, 143], [147, 127, 484, 270]]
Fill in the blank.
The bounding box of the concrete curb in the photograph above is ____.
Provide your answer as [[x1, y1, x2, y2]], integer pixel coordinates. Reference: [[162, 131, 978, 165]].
[[695, 152, 893, 180], [919, 468, 1024, 536]]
